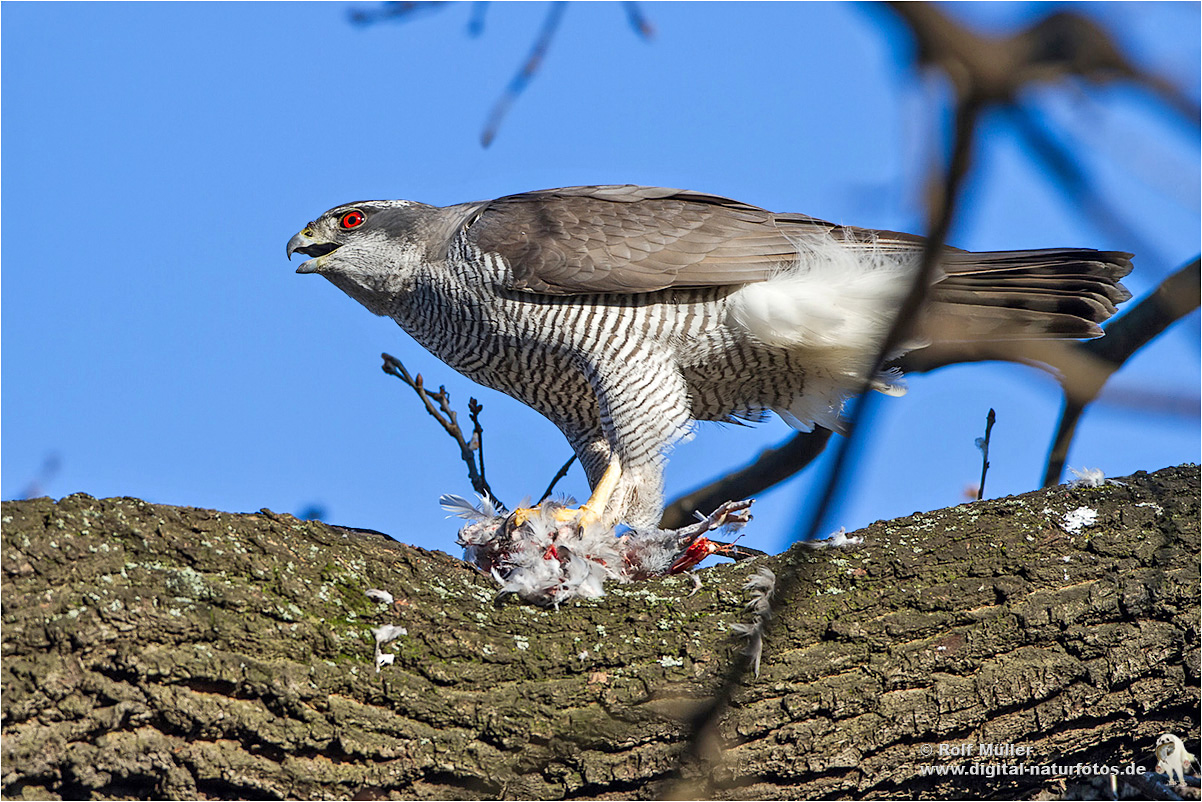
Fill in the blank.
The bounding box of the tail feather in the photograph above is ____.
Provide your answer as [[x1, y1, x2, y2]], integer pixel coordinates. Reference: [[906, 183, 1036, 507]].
[[922, 248, 1133, 342], [943, 275, 1130, 303], [932, 288, 1118, 323]]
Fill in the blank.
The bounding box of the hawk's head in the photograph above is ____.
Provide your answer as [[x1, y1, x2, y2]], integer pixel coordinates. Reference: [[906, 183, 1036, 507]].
[[287, 200, 435, 315]]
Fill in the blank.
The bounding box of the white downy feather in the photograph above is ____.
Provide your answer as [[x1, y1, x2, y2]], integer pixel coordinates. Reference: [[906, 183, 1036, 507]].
[[728, 233, 922, 352], [728, 232, 924, 431]]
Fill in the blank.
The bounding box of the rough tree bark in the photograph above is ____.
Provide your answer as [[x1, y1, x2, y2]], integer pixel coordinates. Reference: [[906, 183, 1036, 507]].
[[2, 465, 1198, 800]]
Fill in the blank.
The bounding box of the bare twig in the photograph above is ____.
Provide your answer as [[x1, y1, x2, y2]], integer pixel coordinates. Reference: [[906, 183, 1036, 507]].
[[18, 452, 62, 501], [466, 0, 487, 36], [351, 2, 654, 147], [1094, 386, 1200, 418], [621, 1, 655, 39], [537, 455, 577, 504], [467, 398, 487, 491], [381, 353, 501, 506], [480, 2, 567, 148], [347, 1, 443, 26], [976, 408, 997, 501], [658, 429, 832, 531]]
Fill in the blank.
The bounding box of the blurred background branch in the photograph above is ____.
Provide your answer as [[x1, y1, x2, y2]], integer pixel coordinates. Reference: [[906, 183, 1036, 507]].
[[667, 2, 1200, 791], [349, 0, 653, 146]]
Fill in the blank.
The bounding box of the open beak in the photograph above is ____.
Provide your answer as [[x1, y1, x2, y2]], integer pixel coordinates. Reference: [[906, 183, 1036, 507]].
[[287, 230, 340, 273]]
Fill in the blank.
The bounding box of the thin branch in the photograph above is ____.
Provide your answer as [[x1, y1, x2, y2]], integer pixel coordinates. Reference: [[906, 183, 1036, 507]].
[[466, 1, 487, 36], [467, 398, 487, 491], [480, 2, 567, 148], [1138, 70, 1202, 130], [17, 452, 62, 501], [1093, 386, 1200, 418], [1044, 400, 1088, 490], [976, 408, 997, 501], [537, 455, 577, 504], [347, 1, 444, 26], [380, 353, 501, 507], [351, 2, 655, 147], [621, 1, 655, 40], [658, 429, 832, 531]]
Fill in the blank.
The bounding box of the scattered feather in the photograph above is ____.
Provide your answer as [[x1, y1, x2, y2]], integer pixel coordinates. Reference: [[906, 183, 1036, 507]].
[[440, 493, 501, 520], [801, 526, 864, 549], [744, 567, 777, 595], [1066, 466, 1126, 488], [734, 567, 776, 678], [731, 621, 765, 678], [372, 624, 408, 644], [744, 567, 776, 615], [365, 588, 394, 605], [371, 624, 408, 673], [1062, 507, 1098, 533]]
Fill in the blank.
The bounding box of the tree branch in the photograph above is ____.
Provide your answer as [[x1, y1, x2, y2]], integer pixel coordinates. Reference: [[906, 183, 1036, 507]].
[[976, 407, 996, 500], [2, 466, 1196, 799]]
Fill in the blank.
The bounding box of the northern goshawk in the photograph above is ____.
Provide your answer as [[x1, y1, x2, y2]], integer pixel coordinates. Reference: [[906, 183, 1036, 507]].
[[287, 185, 1131, 531]]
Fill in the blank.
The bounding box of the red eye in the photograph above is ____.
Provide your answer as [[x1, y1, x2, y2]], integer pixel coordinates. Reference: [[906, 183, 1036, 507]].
[[340, 210, 365, 229]]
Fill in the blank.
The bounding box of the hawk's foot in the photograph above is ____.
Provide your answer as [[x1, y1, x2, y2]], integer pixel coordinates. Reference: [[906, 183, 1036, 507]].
[[504, 503, 589, 533], [503, 455, 623, 534]]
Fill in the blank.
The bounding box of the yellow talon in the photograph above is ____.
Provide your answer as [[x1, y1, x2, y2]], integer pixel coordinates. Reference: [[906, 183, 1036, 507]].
[[576, 457, 621, 527], [506, 457, 623, 530]]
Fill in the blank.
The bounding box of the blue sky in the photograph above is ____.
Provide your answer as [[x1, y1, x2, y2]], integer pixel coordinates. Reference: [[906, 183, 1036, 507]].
[[3, 2, 1198, 559]]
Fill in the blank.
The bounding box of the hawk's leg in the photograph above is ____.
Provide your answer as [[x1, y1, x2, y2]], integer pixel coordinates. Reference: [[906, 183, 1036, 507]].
[[504, 350, 690, 533]]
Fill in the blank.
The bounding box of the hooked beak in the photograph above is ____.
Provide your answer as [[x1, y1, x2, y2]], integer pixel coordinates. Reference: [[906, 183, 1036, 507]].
[[287, 230, 340, 273]]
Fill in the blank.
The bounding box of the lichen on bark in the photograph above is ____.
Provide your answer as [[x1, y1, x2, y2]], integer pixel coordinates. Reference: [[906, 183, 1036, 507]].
[[2, 465, 1198, 800]]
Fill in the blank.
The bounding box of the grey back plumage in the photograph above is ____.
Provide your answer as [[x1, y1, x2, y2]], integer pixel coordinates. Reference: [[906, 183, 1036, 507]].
[[461, 186, 1130, 341], [465, 185, 833, 293]]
